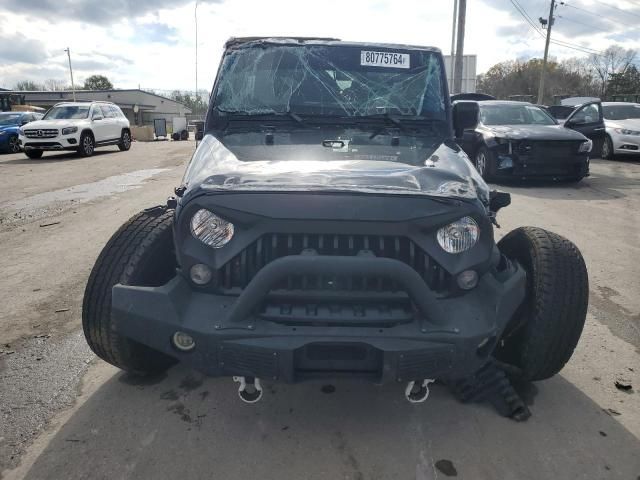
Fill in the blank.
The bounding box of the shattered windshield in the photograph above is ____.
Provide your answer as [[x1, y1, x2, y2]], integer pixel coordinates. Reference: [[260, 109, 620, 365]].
[[213, 44, 446, 119]]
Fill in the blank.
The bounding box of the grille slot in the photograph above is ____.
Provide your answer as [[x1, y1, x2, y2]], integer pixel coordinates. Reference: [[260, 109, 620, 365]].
[[217, 233, 450, 292], [24, 129, 58, 139]]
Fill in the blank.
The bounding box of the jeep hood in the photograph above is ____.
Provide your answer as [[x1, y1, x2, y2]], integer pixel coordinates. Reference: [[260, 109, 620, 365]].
[[182, 134, 490, 204]]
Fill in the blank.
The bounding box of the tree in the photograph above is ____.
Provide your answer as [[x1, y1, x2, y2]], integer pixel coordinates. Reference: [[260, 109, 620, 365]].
[[588, 46, 637, 97], [607, 65, 640, 97], [14, 80, 43, 91], [83, 75, 114, 90], [169, 90, 208, 114], [44, 78, 68, 91], [477, 57, 599, 104]]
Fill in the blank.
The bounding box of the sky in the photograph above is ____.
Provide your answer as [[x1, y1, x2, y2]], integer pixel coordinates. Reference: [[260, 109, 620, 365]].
[[1, 0, 639, 93]]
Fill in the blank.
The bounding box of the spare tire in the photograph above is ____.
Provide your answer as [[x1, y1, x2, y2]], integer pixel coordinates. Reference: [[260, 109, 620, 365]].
[[495, 227, 588, 381], [82, 207, 178, 375]]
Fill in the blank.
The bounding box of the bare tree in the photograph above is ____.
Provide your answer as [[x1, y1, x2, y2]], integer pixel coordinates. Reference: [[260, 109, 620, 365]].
[[589, 46, 637, 97], [14, 80, 43, 91], [44, 78, 68, 91]]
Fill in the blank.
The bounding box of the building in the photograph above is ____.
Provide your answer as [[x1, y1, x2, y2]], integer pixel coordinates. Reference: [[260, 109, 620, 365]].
[[0, 89, 191, 129], [443, 55, 477, 94]]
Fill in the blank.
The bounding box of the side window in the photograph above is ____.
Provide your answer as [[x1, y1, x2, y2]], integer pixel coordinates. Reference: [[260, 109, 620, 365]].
[[110, 105, 123, 118], [91, 106, 103, 119], [572, 103, 601, 124], [101, 105, 115, 118]]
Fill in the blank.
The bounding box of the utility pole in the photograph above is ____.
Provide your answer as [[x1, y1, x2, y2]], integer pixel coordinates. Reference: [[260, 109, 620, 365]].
[[453, 0, 467, 94], [537, 0, 556, 105], [450, 0, 458, 92], [195, 0, 199, 120], [64, 48, 76, 101]]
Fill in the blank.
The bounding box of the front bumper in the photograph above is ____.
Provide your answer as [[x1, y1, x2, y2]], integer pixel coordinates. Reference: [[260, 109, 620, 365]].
[[611, 133, 640, 155], [494, 152, 589, 179], [112, 255, 526, 384], [19, 135, 79, 151]]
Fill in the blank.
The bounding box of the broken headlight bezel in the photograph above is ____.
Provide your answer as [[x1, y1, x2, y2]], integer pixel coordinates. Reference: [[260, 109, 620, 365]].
[[578, 139, 593, 153]]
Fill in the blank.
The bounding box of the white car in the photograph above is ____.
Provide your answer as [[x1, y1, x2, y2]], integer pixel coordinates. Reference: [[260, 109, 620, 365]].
[[18, 101, 131, 159], [601, 102, 640, 159]]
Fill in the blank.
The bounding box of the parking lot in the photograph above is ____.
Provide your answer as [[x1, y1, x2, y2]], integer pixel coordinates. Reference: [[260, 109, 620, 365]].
[[1, 143, 639, 479]]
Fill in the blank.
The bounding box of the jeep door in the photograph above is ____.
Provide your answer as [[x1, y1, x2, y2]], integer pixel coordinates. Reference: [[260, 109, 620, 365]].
[[564, 101, 606, 156]]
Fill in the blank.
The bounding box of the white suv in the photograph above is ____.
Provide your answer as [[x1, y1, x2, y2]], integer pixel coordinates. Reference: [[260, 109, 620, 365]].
[[19, 101, 131, 159]]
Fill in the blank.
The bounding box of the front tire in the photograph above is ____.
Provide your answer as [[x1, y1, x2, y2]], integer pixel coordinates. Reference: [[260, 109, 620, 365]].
[[8, 134, 20, 153], [25, 150, 43, 159], [82, 208, 178, 375], [495, 227, 588, 381], [475, 146, 495, 181], [78, 132, 95, 157], [118, 129, 131, 151], [601, 135, 614, 160]]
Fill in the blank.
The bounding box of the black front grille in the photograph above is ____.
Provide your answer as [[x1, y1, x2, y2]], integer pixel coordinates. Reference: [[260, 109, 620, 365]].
[[217, 233, 450, 292], [519, 140, 581, 161]]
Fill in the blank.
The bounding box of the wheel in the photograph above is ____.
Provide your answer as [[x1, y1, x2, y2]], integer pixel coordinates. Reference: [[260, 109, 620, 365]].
[[25, 150, 43, 159], [601, 135, 614, 160], [82, 207, 178, 375], [495, 227, 588, 381], [78, 131, 95, 157], [118, 129, 132, 151], [475, 146, 494, 181], [8, 134, 21, 154]]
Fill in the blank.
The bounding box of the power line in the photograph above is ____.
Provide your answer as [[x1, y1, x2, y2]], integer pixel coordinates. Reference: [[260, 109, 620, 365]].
[[556, 14, 611, 34], [510, 0, 604, 55], [559, 2, 637, 27], [583, 0, 640, 19]]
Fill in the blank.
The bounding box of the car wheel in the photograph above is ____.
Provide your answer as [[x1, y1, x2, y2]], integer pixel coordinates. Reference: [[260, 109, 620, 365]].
[[78, 132, 95, 157], [601, 135, 614, 160], [82, 207, 177, 375], [118, 129, 132, 151], [475, 146, 494, 181], [25, 150, 43, 159], [8, 135, 20, 154], [495, 227, 588, 381]]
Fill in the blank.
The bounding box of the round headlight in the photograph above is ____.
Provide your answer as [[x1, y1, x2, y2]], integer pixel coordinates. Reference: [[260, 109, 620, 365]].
[[436, 216, 479, 254], [190, 209, 234, 248]]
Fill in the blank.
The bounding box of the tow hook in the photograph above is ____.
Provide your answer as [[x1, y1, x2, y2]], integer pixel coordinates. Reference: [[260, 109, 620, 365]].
[[233, 376, 263, 403], [405, 379, 435, 403]]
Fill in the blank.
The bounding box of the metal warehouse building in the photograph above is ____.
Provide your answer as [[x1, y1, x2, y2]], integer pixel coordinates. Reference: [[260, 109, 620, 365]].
[[1, 89, 191, 128]]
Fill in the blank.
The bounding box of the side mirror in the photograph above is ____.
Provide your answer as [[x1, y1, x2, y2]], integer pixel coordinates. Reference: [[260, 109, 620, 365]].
[[452, 101, 479, 138], [489, 190, 511, 213], [93, 115, 103, 121]]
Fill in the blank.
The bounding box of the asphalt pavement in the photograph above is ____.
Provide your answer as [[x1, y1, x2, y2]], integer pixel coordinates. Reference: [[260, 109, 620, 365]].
[[1, 144, 639, 479]]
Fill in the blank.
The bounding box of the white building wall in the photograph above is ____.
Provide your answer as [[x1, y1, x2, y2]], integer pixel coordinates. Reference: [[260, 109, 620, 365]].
[[443, 55, 477, 94]]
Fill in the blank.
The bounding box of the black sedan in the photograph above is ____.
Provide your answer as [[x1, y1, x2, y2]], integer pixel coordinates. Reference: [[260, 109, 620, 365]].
[[457, 101, 593, 182]]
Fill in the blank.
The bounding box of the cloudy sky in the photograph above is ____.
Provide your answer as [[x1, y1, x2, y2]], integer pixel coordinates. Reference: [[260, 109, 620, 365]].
[[1, 0, 638, 92]]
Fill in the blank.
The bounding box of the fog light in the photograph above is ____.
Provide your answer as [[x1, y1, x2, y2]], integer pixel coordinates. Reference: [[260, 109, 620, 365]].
[[172, 331, 196, 351], [457, 270, 478, 290], [190, 263, 212, 285]]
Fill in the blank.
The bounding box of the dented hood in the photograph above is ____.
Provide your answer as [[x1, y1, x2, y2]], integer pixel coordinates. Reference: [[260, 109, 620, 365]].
[[182, 133, 490, 204]]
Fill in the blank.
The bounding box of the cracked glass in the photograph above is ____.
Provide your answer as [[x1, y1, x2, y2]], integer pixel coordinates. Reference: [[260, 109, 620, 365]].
[[214, 43, 446, 119]]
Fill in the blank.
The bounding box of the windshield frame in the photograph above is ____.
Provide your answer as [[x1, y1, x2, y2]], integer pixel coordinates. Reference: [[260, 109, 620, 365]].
[[43, 105, 91, 120], [207, 41, 452, 135]]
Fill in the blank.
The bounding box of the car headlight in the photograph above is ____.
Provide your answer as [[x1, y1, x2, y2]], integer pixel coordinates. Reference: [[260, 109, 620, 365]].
[[615, 128, 640, 136], [436, 216, 479, 254], [62, 126, 78, 135], [578, 139, 593, 153], [190, 209, 234, 248], [18, 127, 24, 135]]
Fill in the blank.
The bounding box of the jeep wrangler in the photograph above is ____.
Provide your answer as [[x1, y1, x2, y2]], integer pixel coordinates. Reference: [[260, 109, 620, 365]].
[[83, 38, 588, 409]]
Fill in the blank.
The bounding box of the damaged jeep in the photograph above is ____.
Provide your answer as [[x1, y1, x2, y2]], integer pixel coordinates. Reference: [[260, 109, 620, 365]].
[[83, 38, 588, 414]]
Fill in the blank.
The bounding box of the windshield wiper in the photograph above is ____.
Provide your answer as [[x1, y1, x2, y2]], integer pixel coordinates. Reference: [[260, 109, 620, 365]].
[[356, 114, 444, 139]]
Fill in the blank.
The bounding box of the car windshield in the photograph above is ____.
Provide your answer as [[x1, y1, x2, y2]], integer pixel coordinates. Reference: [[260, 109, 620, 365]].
[[44, 105, 90, 120], [0, 114, 22, 126], [480, 104, 556, 126], [213, 43, 446, 119], [603, 104, 640, 120]]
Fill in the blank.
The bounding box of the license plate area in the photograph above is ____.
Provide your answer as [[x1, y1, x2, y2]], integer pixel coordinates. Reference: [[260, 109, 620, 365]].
[[294, 342, 383, 378]]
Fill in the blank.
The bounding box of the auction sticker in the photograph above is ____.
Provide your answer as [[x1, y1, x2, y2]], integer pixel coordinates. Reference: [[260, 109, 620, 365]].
[[360, 51, 410, 69]]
